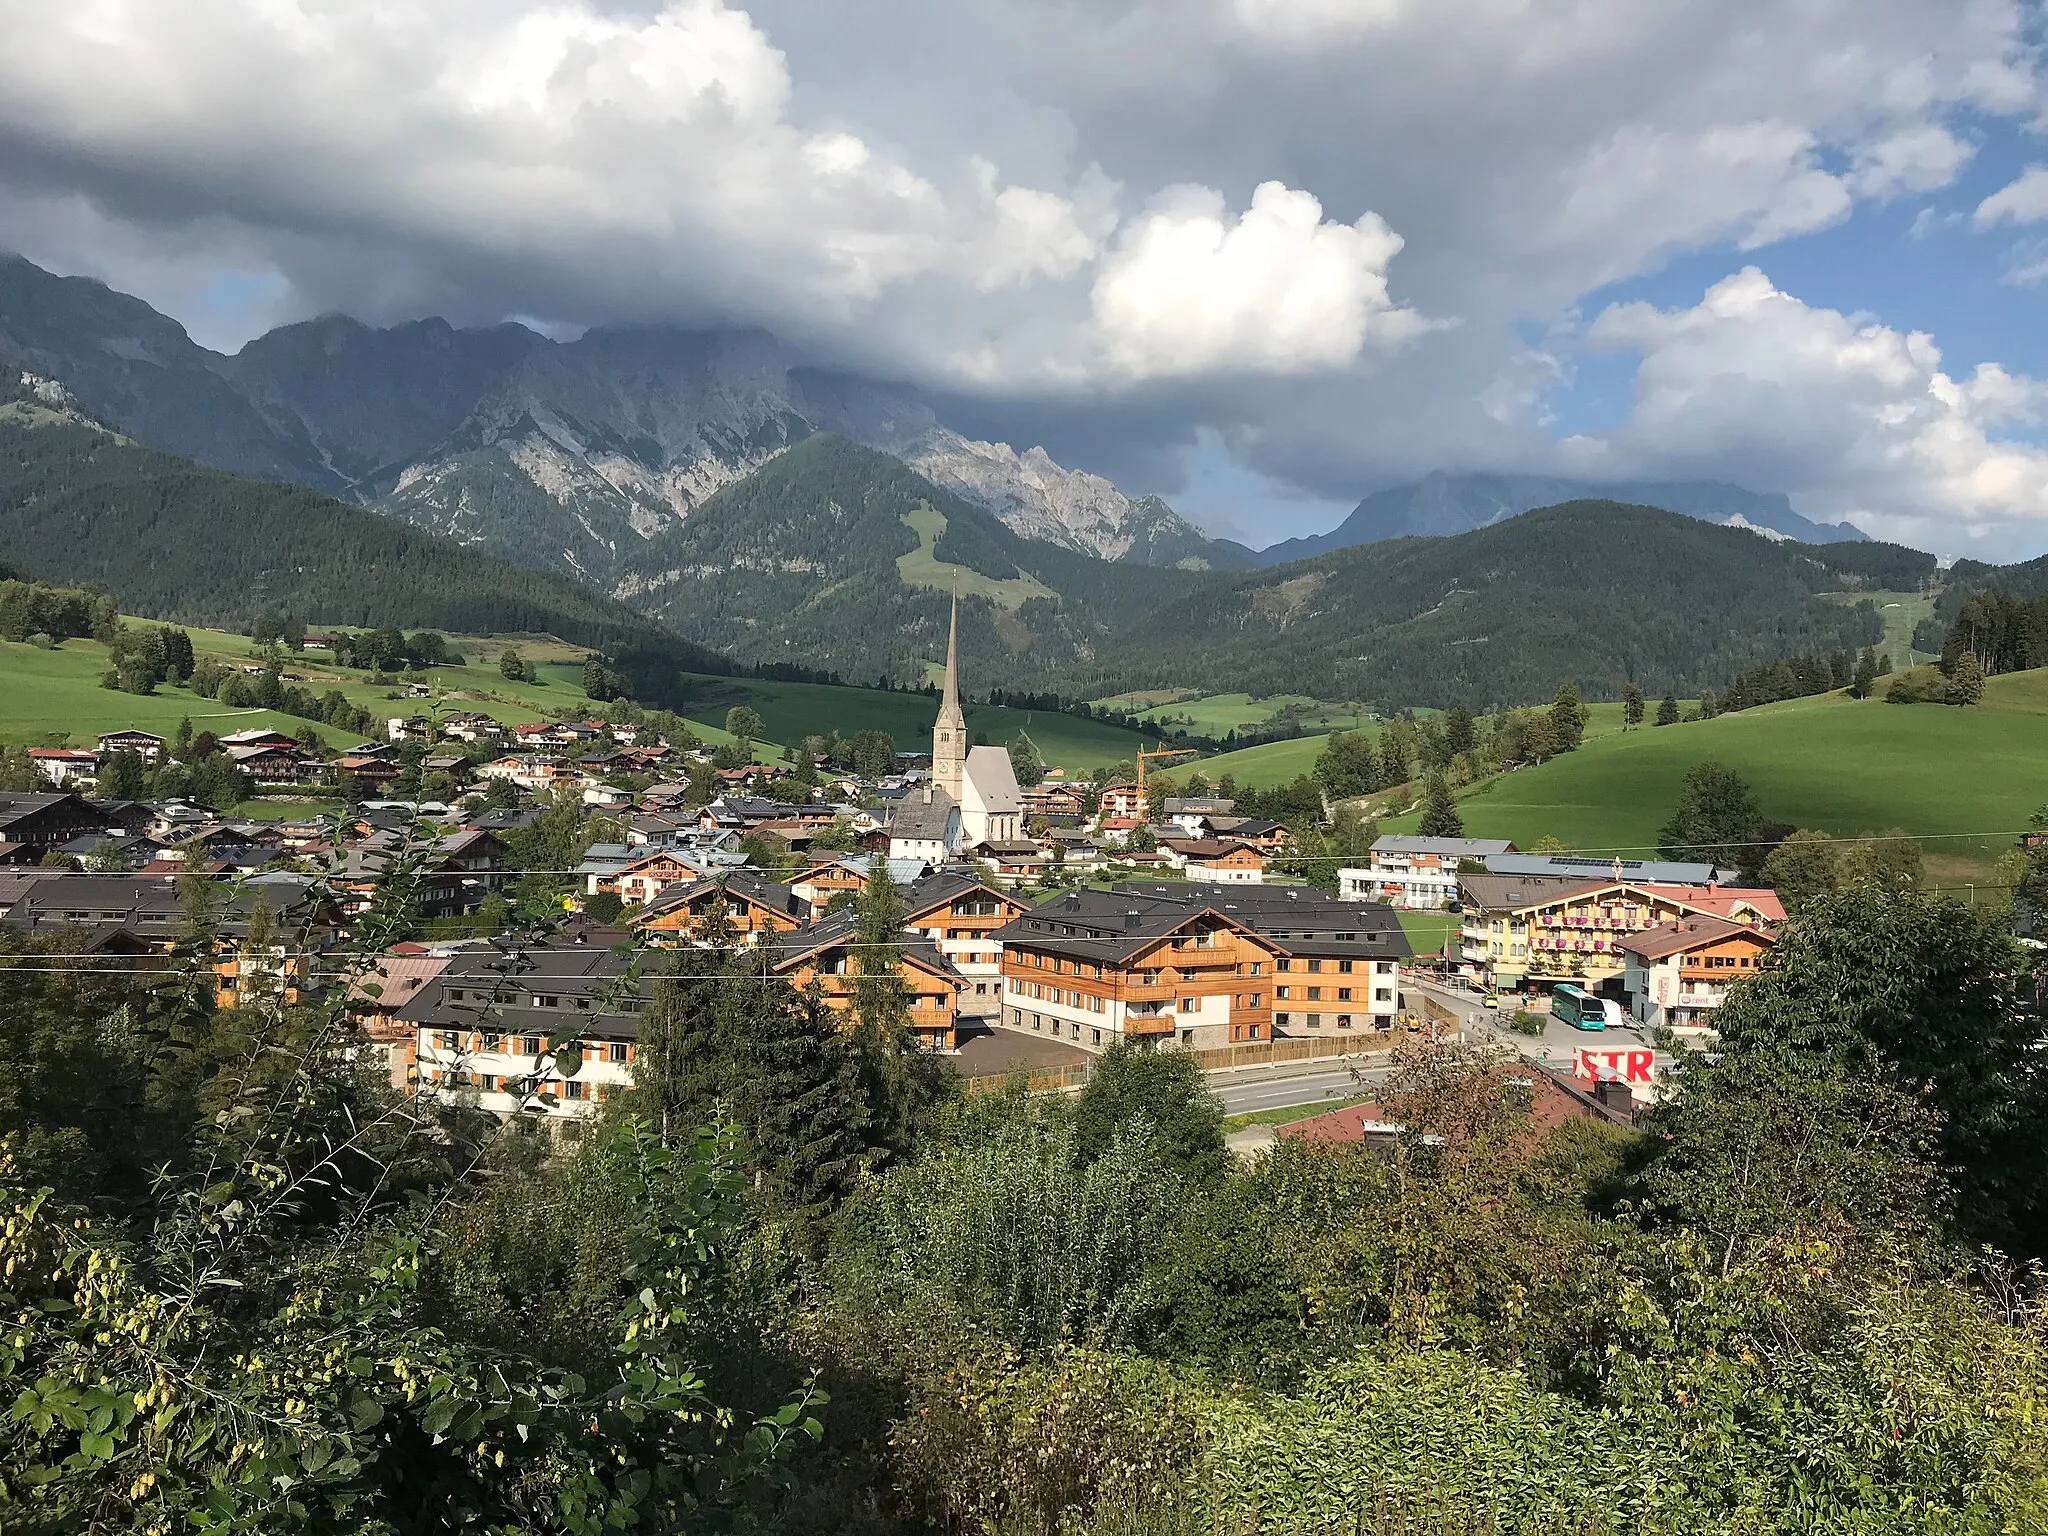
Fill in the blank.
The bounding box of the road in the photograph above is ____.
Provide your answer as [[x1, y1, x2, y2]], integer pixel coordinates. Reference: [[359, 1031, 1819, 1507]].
[[1213, 1063, 1392, 1115]]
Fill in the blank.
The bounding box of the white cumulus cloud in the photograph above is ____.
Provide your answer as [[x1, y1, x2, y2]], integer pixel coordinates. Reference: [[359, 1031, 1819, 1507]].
[[1578, 267, 2048, 554], [1975, 166, 2048, 227], [1090, 182, 1424, 379], [0, 0, 2042, 546]]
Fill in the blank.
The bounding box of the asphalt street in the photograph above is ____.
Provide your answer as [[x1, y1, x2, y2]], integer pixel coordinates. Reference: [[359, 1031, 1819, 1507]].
[[1213, 1064, 1389, 1115]]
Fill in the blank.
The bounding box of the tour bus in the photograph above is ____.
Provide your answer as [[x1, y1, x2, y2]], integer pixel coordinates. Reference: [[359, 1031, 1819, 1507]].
[[1551, 983, 1608, 1031]]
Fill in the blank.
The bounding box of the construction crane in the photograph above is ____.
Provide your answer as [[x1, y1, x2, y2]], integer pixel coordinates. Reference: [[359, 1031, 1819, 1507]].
[[1135, 744, 1198, 815]]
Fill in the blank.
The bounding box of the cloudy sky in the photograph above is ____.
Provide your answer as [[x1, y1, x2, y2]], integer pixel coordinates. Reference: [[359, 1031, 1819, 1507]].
[[4, 0, 2048, 555]]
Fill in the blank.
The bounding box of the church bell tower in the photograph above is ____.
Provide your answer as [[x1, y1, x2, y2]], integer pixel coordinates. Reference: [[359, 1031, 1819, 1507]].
[[932, 594, 966, 801]]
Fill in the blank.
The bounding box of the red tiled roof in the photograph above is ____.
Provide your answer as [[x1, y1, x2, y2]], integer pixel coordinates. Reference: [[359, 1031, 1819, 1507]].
[[1279, 1063, 1627, 1145]]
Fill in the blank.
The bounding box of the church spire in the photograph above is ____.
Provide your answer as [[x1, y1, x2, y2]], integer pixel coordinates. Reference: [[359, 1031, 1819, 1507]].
[[932, 592, 966, 800], [941, 592, 962, 718]]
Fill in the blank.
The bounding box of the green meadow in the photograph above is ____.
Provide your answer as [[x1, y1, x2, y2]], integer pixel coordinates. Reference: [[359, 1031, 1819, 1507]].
[[1186, 700, 1681, 790], [674, 672, 1149, 773], [1381, 674, 2048, 880], [1112, 691, 1376, 737], [894, 505, 1055, 611], [0, 624, 765, 754]]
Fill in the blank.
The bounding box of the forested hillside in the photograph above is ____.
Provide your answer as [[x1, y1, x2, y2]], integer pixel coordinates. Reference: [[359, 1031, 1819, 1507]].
[[617, 433, 1209, 686], [1101, 502, 1905, 707], [0, 384, 733, 698]]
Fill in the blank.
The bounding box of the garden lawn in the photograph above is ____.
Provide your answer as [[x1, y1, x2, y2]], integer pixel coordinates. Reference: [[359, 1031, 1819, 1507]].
[[1397, 912, 1460, 957]]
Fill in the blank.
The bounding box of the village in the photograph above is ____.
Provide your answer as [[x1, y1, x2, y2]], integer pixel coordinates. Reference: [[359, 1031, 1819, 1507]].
[[0, 601, 1790, 1141]]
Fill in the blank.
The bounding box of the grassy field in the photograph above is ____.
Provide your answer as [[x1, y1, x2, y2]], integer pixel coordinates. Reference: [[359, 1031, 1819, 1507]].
[[895, 505, 1054, 611], [1378, 673, 2048, 880], [674, 672, 1150, 773], [1115, 692, 1377, 737], [1181, 697, 1701, 790], [1182, 733, 1331, 788], [1222, 1093, 1373, 1133], [0, 624, 781, 753], [1823, 588, 1937, 670], [1397, 911, 1461, 956]]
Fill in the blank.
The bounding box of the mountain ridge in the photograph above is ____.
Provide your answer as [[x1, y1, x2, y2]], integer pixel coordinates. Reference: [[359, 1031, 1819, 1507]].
[[0, 254, 1236, 578], [1248, 470, 1868, 563], [0, 369, 735, 702]]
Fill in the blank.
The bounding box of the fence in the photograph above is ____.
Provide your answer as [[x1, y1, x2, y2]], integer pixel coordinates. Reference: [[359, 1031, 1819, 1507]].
[[1183, 1032, 1405, 1072], [1419, 993, 1461, 1030]]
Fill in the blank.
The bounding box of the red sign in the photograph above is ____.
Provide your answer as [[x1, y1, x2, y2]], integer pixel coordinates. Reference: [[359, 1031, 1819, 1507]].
[[1575, 1047, 1655, 1085]]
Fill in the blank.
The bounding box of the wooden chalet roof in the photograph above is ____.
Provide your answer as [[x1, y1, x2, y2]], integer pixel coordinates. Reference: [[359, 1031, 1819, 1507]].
[[770, 907, 965, 985], [1617, 916, 1776, 961]]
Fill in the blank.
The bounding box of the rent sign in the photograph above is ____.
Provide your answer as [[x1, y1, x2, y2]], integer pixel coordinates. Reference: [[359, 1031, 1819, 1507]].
[[1575, 1046, 1656, 1085]]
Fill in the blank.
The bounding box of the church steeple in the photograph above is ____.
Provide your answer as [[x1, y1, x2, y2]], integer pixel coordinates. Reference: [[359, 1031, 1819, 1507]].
[[933, 593, 966, 800]]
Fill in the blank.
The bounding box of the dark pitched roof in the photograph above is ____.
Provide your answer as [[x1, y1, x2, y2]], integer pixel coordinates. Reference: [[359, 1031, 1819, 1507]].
[[901, 869, 1024, 920], [1106, 881, 1412, 960], [1455, 873, 1605, 912], [771, 907, 963, 982], [991, 885, 1262, 965], [636, 869, 804, 921], [885, 788, 958, 842], [395, 944, 654, 1040]]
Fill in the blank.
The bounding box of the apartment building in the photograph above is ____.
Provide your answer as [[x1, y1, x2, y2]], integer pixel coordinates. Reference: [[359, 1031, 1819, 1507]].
[[1620, 917, 1777, 1034], [900, 870, 1029, 1017], [403, 945, 648, 1121], [993, 882, 1410, 1052], [771, 908, 968, 1049], [1457, 874, 1783, 996]]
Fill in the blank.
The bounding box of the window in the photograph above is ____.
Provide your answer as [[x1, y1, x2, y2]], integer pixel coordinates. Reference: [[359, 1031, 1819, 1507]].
[[1337, 1014, 1353, 1029], [564, 1080, 586, 1101], [438, 1031, 460, 1052], [521, 1036, 540, 1056], [1276, 986, 1291, 1000], [483, 1032, 502, 1051], [1374, 988, 1392, 1002], [1338, 960, 1354, 973], [1307, 959, 1322, 973], [1249, 993, 1262, 1008], [1179, 996, 1198, 1012], [1247, 961, 1263, 976], [532, 994, 559, 1009], [608, 1043, 628, 1063], [1307, 986, 1323, 1001], [1274, 1012, 1290, 1027], [479, 1074, 496, 1091], [1338, 988, 1353, 1002], [1276, 958, 1292, 972]]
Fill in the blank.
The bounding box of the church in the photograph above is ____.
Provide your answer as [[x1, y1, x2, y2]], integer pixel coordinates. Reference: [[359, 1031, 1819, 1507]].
[[887, 597, 1023, 860]]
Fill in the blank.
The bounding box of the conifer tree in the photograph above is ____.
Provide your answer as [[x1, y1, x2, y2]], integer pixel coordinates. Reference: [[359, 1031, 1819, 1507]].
[[1417, 771, 1464, 839], [1656, 693, 1680, 727], [848, 860, 948, 1156], [714, 950, 871, 1236], [1851, 646, 1877, 699], [1621, 684, 1644, 729], [1949, 650, 1985, 706]]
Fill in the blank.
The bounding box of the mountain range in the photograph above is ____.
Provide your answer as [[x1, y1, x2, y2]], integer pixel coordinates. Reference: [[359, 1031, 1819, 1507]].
[[0, 372, 732, 703], [1232, 471, 1868, 565], [0, 255, 1236, 585], [1, 253, 1966, 716]]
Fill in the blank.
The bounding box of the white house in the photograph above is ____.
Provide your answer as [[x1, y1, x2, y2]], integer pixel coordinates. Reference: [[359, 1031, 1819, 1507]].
[[1340, 835, 1515, 909]]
